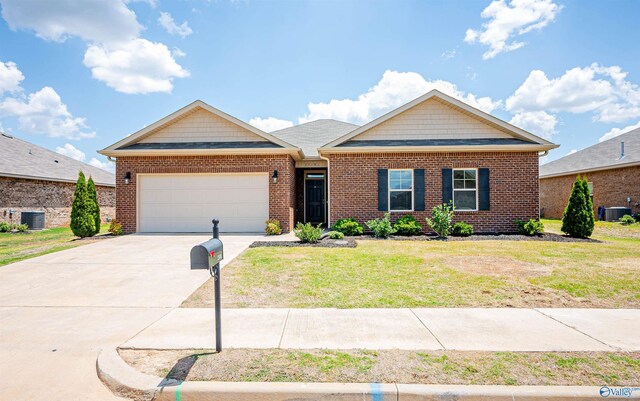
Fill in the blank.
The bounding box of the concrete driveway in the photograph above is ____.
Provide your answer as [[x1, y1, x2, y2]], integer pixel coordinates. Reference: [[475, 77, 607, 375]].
[[0, 233, 262, 401]]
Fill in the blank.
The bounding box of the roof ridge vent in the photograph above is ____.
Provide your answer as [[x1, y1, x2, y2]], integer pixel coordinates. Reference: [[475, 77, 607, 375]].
[[1, 131, 13, 139]]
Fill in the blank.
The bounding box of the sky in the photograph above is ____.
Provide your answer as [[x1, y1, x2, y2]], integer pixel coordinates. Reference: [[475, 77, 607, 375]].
[[0, 0, 639, 173]]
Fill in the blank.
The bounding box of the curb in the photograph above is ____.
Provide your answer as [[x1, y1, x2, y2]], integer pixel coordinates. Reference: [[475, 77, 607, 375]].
[[97, 349, 631, 400]]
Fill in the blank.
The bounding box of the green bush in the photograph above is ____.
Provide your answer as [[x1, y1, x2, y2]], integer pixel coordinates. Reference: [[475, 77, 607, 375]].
[[70, 171, 96, 238], [452, 221, 474, 237], [332, 218, 364, 236], [515, 218, 544, 236], [0, 221, 10, 232], [87, 177, 101, 235], [16, 223, 29, 232], [366, 212, 396, 238], [108, 220, 123, 236], [634, 213, 640, 222], [393, 214, 423, 236], [425, 202, 455, 238], [265, 219, 282, 235], [620, 214, 636, 225], [294, 222, 323, 243], [328, 231, 344, 239], [561, 176, 594, 238]]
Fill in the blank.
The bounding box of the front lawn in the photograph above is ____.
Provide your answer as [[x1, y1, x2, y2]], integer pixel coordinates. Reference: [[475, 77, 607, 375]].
[[0, 224, 110, 266], [183, 219, 640, 308]]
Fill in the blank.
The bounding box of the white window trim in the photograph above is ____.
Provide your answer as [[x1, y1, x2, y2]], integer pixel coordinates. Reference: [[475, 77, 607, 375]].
[[452, 168, 479, 212], [388, 168, 414, 212]]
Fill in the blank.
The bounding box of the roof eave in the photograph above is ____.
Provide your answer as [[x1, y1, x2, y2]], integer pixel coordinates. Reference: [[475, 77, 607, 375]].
[[318, 144, 558, 154], [99, 147, 304, 160], [0, 172, 115, 187], [540, 160, 640, 179]]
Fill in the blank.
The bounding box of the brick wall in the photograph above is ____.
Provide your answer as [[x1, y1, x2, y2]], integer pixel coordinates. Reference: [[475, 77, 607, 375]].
[[115, 155, 295, 233], [540, 165, 640, 218], [0, 176, 115, 228], [327, 151, 540, 233]]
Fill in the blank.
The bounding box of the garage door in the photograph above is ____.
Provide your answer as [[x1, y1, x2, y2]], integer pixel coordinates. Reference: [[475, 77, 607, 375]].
[[138, 173, 269, 233]]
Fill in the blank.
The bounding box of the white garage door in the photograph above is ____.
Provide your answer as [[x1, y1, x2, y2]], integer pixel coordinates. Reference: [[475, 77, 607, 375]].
[[138, 173, 269, 233]]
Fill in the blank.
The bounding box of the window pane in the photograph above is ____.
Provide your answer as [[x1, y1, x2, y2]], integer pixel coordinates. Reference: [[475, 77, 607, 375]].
[[400, 170, 412, 181], [464, 179, 476, 189], [390, 170, 412, 190], [464, 170, 476, 179], [389, 170, 402, 180], [454, 190, 476, 210], [454, 179, 465, 189], [389, 178, 402, 190], [390, 191, 412, 210], [454, 170, 465, 179]]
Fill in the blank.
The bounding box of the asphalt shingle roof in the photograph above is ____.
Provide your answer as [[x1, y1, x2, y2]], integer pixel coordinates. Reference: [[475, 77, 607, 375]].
[[339, 138, 535, 147], [270, 119, 358, 157], [540, 128, 640, 178], [0, 132, 115, 186]]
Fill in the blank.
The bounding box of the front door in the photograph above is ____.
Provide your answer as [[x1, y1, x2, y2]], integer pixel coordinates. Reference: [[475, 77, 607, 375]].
[[305, 175, 325, 224]]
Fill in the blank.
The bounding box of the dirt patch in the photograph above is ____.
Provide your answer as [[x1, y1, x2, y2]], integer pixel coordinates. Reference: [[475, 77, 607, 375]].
[[444, 255, 552, 278], [120, 348, 640, 386]]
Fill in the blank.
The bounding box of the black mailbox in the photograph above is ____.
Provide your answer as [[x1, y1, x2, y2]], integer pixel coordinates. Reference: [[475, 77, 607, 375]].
[[190, 238, 223, 269]]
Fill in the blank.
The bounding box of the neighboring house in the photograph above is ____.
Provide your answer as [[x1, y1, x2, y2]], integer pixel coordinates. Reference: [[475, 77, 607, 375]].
[[0, 132, 115, 228], [540, 128, 639, 218], [99, 90, 556, 234]]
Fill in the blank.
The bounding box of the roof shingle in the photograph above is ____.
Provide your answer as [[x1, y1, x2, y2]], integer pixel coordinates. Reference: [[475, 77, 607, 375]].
[[270, 119, 358, 157]]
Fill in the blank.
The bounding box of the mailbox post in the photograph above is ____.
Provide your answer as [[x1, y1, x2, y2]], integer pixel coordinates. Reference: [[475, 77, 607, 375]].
[[211, 219, 222, 353]]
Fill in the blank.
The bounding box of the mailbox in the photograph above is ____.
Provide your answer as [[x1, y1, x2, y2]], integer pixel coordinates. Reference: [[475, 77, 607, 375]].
[[190, 238, 223, 269]]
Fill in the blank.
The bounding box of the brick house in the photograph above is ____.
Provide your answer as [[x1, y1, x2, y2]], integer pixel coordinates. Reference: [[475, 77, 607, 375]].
[[540, 128, 639, 218], [0, 132, 115, 228], [99, 90, 556, 234]]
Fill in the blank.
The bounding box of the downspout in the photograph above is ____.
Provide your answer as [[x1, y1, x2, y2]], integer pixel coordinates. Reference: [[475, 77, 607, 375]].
[[318, 152, 331, 228]]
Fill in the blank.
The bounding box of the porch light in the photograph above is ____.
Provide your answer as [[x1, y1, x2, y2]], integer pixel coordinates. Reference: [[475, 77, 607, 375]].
[[272, 170, 278, 184], [124, 172, 131, 185]]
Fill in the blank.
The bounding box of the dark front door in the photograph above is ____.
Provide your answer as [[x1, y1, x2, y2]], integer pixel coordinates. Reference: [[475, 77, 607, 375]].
[[305, 178, 325, 223]]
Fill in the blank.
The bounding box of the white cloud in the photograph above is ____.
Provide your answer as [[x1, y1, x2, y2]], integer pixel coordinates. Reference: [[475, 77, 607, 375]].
[[158, 12, 193, 37], [172, 47, 186, 58], [0, 86, 95, 139], [441, 49, 457, 59], [599, 121, 640, 142], [509, 110, 558, 139], [465, 0, 562, 59], [55, 143, 86, 161], [0, 0, 141, 44], [0, 60, 24, 95], [249, 117, 294, 132], [506, 63, 640, 123], [89, 157, 115, 173], [566, 149, 577, 156], [83, 39, 190, 94], [299, 70, 501, 125]]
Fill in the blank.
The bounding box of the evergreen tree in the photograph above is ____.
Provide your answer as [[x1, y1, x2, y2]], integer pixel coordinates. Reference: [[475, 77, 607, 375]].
[[87, 176, 101, 235], [70, 171, 96, 238], [561, 176, 595, 238]]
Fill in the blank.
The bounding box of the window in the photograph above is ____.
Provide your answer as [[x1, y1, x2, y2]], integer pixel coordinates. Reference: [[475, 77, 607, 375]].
[[389, 169, 413, 211], [587, 182, 593, 197], [453, 169, 477, 211]]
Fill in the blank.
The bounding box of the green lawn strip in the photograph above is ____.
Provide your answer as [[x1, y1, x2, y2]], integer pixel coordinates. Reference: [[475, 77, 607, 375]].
[[0, 224, 110, 266], [542, 218, 640, 241], [120, 349, 640, 386]]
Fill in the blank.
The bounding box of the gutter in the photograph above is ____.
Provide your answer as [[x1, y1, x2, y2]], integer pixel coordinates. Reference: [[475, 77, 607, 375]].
[[540, 160, 640, 179]]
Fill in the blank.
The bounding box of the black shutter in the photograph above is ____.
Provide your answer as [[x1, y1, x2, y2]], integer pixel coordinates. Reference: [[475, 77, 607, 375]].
[[414, 169, 425, 211], [378, 169, 388, 211], [442, 168, 453, 204], [479, 168, 490, 211]]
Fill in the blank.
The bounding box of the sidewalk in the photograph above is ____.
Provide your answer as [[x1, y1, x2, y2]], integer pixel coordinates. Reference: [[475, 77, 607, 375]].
[[120, 307, 640, 352]]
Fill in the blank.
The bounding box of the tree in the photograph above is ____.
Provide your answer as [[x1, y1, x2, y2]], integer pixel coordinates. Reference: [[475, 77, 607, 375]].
[[561, 176, 595, 238], [70, 171, 96, 238], [87, 176, 101, 235]]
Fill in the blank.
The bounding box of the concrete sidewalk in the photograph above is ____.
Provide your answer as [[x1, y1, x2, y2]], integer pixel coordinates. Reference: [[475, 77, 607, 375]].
[[121, 307, 640, 352]]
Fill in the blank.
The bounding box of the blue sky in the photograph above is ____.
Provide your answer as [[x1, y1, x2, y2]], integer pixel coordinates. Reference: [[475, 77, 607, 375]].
[[0, 0, 639, 171]]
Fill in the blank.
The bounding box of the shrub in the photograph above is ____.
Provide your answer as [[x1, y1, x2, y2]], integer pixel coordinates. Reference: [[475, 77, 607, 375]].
[[328, 231, 344, 239], [393, 214, 423, 236], [108, 220, 123, 236], [265, 219, 282, 235], [366, 213, 396, 238], [0, 221, 10, 232], [294, 222, 322, 243], [515, 218, 544, 236], [633, 213, 640, 222], [425, 202, 455, 238], [561, 176, 595, 238], [332, 218, 364, 236], [70, 171, 96, 238], [16, 223, 29, 232], [620, 214, 636, 225], [452, 221, 474, 237], [87, 176, 101, 235]]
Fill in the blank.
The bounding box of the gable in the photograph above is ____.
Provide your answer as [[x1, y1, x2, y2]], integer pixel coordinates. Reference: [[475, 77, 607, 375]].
[[353, 98, 512, 142], [139, 108, 268, 144]]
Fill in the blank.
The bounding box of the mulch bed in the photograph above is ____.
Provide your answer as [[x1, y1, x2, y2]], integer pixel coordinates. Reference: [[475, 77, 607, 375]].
[[72, 232, 115, 241]]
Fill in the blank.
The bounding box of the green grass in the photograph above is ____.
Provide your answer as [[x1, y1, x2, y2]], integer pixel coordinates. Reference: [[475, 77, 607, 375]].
[[0, 224, 110, 266], [183, 220, 639, 308]]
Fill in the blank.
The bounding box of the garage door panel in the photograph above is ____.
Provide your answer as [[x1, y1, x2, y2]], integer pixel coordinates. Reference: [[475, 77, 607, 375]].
[[139, 174, 269, 233]]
